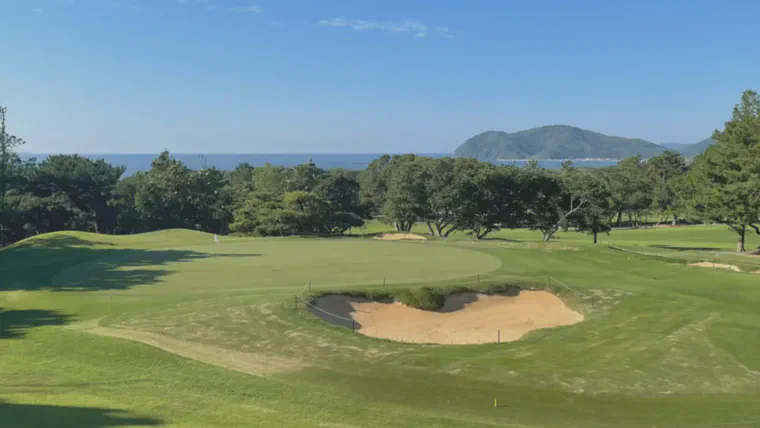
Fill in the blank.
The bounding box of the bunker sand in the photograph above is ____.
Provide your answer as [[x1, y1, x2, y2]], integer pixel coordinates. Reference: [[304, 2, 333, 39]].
[[374, 233, 426, 241], [689, 262, 741, 272], [313, 291, 583, 345]]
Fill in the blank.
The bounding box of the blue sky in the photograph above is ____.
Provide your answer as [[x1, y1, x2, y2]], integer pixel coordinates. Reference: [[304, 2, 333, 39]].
[[1, 0, 759, 154]]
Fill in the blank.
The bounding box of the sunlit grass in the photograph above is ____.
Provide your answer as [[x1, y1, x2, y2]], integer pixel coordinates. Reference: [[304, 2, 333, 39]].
[[2, 226, 760, 427]]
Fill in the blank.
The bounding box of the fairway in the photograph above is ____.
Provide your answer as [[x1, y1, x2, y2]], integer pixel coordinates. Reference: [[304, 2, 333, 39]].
[[3, 226, 760, 427]]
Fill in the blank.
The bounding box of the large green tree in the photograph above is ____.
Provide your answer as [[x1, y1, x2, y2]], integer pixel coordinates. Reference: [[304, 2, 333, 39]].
[[314, 170, 364, 233], [225, 163, 256, 208], [134, 151, 230, 233], [0, 107, 25, 246], [358, 154, 391, 217], [381, 156, 429, 232], [287, 161, 324, 193], [573, 172, 614, 244], [230, 192, 303, 236], [526, 165, 608, 241], [606, 156, 651, 227], [0, 107, 25, 201], [456, 164, 524, 239], [646, 151, 689, 225], [32, 155, 125, 233], [420, 157, 482, 237], [690, 90, 760, 252]]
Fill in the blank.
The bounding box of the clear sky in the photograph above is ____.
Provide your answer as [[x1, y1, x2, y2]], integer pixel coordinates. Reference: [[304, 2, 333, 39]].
[[2, 0, 759, 154]]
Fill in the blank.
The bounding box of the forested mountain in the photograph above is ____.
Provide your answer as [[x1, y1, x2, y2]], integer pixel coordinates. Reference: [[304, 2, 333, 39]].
[[657, 138, 716, 157], [679, 138, 716, 157], [454, 125, 666, 160], [660, 143, 689, 151]]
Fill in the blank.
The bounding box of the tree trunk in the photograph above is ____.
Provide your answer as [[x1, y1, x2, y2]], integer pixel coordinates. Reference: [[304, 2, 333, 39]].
[[435, 223, 447, 237], [426, 222, 435, 236], [593, 231, 598, 244], [738, 225, 746, 252], [616, 210, 622, 227], [672, 215, 678, 226]]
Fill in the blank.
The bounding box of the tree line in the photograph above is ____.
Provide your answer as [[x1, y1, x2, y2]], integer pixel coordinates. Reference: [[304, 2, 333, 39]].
[[1, 90, 759, 251]]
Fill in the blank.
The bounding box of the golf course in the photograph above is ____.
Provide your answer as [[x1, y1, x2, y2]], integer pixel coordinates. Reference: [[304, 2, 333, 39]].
[[2, 225, 760, 427]]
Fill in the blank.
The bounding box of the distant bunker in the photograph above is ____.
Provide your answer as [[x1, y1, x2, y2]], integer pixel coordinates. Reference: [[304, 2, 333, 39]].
[[310, 290, 583, 345]]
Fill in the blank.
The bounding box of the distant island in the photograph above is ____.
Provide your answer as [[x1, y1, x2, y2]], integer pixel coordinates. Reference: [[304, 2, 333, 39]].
[[454, 125, 714, 161]]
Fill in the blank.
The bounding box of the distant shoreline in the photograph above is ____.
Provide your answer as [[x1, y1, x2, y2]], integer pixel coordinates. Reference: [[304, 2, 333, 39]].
[[17, 153, 620, 176]]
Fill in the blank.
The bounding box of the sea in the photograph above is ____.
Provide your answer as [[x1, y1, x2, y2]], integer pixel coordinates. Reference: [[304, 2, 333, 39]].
[[19, 153, 618, 176]]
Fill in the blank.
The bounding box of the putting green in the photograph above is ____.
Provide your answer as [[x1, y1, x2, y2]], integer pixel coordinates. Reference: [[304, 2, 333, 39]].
[[51, 237, 502, 292]]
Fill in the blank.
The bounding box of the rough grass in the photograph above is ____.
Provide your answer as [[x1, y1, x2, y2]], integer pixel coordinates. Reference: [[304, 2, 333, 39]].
[[308, 284, 525, 311], [3, 226, 760, 427]]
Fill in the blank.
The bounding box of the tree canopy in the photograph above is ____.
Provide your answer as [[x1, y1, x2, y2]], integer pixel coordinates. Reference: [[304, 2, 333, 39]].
[[689, 90, 760, 252], [2, 91, 759, 250]]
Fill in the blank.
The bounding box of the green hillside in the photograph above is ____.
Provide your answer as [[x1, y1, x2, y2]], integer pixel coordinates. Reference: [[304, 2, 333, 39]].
[[454, 125, 666, 160], [658, 137, 716, 158], [680, 137, 716, 157]]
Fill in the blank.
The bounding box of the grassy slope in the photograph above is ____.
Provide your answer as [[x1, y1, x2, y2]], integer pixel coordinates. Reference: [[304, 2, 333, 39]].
[[2, 227, 760, 427]]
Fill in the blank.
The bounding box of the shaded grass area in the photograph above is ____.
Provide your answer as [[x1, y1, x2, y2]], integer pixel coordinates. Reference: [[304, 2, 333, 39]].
[[0, 232, 260, 291], [0, 401, 162, 428], [3, 227, 760, 427], [0, 308, 72, 339]]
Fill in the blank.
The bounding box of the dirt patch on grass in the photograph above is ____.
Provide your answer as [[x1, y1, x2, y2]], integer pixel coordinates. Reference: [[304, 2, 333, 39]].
[[688, 262, 741, 272], [311, 291, 583, 345], [373, 233, 426, 241], [74, 323, 303, 376]]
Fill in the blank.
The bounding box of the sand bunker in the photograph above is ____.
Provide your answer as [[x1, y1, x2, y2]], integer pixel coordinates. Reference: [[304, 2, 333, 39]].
[[688, 262, 741, 272], [374, 233, 427, 241], [311, 291, 583, 345]]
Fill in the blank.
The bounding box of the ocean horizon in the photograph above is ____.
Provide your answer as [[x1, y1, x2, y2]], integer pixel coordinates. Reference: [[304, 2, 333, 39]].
[[19, 153, 619, 176]]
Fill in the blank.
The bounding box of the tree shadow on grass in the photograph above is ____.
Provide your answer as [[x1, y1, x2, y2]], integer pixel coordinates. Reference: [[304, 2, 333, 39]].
[[0, 401, 162, 427], [0, 235, 260, 292], [480, 237, 522, 243], [0, 308, 73, 339]]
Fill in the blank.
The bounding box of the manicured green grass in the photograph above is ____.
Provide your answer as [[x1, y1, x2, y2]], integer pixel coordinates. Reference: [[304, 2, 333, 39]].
[[2, 226, 760, 427], [360, 219, 760, 250]]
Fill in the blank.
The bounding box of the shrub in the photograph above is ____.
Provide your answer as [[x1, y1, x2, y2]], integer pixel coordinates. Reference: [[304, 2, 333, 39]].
[[396, 287, 446, 310], [309, 283, 525, 312]]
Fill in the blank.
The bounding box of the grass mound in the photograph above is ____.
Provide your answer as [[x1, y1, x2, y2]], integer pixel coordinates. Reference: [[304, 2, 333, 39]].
[[308, 284, 524, 311], [395, 288, 446, 310]]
